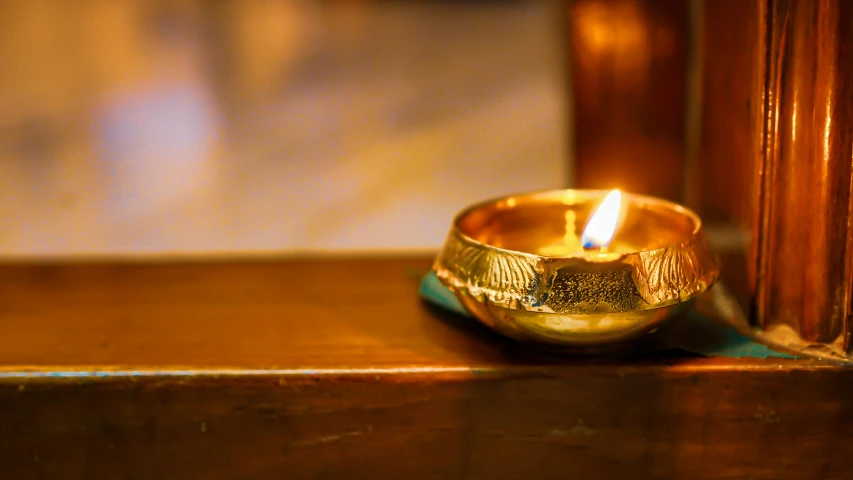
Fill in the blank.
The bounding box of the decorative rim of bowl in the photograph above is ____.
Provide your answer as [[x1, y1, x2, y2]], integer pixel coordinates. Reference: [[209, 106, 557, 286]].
[[433, 189, 720, 314]]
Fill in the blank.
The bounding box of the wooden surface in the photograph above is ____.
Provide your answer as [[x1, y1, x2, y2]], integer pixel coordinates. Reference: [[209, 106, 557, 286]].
[[1, 256, 853, 479], [0, 257, 501, 370], [568, 0, 689, 201]]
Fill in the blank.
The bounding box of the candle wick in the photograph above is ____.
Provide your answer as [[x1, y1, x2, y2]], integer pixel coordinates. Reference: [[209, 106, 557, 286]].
[[582, 243, 609, 254]]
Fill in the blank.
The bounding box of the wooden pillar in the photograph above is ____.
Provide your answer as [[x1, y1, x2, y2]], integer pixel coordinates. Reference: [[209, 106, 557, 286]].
[[695, 0, 767, 318], [571, 0, 853, 357], [698, 0, 853, 358], [568, 0, 690, 201], [759, 0, 853, 355]]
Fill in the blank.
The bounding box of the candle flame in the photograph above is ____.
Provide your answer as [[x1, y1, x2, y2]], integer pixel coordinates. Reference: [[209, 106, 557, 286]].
[[581, 189, 622, 249]]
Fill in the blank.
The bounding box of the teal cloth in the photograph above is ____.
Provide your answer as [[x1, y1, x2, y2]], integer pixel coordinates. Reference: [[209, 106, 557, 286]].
[[419, 272, 796, 359]]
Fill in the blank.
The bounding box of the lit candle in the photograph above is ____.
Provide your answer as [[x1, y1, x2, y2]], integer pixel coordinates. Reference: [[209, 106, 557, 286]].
[[433, 188, 719, 351], [539, 189, 625, 257], [581, 189, 623, 254]]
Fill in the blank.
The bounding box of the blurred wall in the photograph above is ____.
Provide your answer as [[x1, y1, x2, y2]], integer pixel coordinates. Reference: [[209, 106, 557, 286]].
[[0, 0, 568, 257]]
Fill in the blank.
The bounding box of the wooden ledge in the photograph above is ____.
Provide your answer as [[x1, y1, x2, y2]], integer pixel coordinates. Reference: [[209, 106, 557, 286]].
[[0, 257, 851, 479]]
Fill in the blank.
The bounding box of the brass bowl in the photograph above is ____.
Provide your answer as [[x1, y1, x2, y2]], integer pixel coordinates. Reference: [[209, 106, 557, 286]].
[[433, 189, 720, 352]]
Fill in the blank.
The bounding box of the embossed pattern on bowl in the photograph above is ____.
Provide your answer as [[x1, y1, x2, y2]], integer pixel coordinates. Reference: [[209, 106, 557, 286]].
[[433, 189, 719, 351]]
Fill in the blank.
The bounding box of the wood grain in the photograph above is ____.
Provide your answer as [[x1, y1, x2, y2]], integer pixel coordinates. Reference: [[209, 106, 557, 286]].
[[568, 0, 689, 201], [0, 257, 852, 479], [3, 365, 853, 480]]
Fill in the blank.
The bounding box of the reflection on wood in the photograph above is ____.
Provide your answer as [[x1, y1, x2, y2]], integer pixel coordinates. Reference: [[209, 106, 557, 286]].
[[568, 0, 689, 201]]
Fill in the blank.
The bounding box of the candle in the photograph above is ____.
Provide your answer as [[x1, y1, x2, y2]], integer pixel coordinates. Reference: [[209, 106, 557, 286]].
[[581, 189, 621, 251], [433, 189, 719, 352], [536, 189, 630, 258]]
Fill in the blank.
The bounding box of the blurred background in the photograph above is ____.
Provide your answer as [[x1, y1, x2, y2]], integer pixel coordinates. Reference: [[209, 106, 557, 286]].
[[0, 0, 568, 257]]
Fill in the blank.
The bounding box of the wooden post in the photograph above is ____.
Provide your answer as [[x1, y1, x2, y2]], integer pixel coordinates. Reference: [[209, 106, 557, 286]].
[[568, 0, 691, 201], [698, 0, 853, 358]]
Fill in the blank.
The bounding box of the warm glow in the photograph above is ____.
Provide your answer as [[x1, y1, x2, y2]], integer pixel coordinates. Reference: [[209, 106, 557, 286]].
[[581, 189, 622, 249]]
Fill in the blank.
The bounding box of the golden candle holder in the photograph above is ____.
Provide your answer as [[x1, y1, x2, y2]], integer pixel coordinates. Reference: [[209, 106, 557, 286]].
[[433, 189, 720, 352]]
